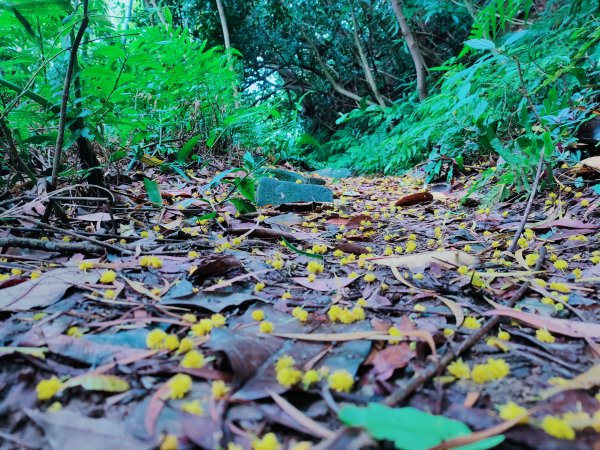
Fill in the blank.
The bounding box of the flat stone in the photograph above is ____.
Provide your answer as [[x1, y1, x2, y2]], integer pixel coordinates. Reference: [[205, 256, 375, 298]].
[[256, 177, 333, 206]]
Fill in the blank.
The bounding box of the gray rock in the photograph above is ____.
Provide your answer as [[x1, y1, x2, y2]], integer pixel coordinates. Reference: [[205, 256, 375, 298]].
[[256, 177, 333, 206]]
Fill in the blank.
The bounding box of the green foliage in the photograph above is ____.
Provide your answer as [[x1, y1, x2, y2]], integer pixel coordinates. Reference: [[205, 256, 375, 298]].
[[296, 0, 599, 195], [0, 1, 292, 182], [339, 404, 504, 450]]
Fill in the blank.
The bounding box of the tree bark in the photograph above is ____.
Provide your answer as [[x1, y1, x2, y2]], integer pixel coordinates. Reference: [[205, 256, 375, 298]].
[[388, 0, 428, 101], [214, 0, 239, 106], [351, 7, 387, 108]]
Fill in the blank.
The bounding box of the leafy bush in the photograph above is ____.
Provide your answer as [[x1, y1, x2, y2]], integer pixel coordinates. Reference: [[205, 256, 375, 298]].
[[295, 0, 600, 192]]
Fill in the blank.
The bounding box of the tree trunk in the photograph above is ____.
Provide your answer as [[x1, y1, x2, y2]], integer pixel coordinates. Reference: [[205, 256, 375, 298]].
[[351, 7, 387, 108], [388, 0, 428, 101], [214, 0, 239, 106]]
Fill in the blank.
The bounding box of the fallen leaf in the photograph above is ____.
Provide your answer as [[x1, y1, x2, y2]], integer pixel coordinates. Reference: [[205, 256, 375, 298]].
[[0, 268, 98, 311], [26, 409, 150, 450], [62, 374, 130, 393], [483, 308, 600, 339], [395, 192, 433, 207], [540, 365, 600, 399]]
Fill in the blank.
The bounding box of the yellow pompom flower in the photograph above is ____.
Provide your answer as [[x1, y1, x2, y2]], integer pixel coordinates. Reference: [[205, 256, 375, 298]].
[[168, 374, 192, 399], [549, 282, 570, 293], [302, 369, 321, 387], [79, 261, 94, 271], [292, 307, 309, 322], [536, 327, 555, 343], [210, 313, 226, 328], [447, 359, 470, 379], [497, 330, 510, 341], [259, 321, 274, 333], [36, 376, 62, 400], [177, 337, 195, 354], [254, 282, 266, 293], [181, 399, 203, 415], [140, 255, 163, 269], [252, 432, 280, 450], [160, 434, 179, 450], [191, 318, 213, 336], [164, 334, 180, 351], [251, 310, 265, 321], [99, 270, 116, 284], [181, 350, 205, 369], [541, 416, 575, 440], [363, 273, 377, 282], [327, 369, 354, 392], [463, 316, 481, 329], [211, 380, 230, 399], [498, 401, 529, 423], [146, 329, 167, 349], [553, 260, 568, 271], [276, 367, 302, 388], [275, 355, 295, 371], [307, 261, 324, 274]]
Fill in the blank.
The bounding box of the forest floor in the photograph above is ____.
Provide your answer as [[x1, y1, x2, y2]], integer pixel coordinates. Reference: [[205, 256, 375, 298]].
[[0, 163, 599, 450]]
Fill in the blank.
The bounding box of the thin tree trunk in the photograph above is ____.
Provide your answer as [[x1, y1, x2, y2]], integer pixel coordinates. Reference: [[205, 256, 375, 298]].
[[50, 0, 90, 187], [351, 7, 386, 108], [214, 0, 240, 107], [388, 0, 428, 101]]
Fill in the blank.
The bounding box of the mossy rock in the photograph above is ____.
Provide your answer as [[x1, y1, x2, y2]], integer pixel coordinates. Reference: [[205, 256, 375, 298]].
[[256, 177, 333, 206]]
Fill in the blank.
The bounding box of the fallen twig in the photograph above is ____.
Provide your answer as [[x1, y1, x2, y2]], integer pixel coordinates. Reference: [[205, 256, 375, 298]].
[[0, 237, 103, 254]]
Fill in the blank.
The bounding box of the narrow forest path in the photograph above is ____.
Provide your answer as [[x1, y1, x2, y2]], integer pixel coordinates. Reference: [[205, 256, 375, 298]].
[[0, 169, 599, 449]]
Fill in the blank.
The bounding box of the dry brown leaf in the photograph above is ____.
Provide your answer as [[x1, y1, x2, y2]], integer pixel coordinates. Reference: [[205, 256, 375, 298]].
[[395, 191, 434, 207]]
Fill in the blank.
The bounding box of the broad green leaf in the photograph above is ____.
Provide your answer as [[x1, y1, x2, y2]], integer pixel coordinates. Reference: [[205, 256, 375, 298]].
[[63, 375, 130, 393], [339, 404, 504, 450], [143, 177, 163, 207], [228, 197, 257, 214], [177, 135, 201, 163]]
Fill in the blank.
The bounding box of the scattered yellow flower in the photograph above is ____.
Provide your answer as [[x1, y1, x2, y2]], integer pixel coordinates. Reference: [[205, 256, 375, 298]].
[[140, 255, 163, 269], [146, 329, 167, 349], [259, 321, 274, 333], [252, 432, 280, 450], [79, 261, 94, 271], [447, 359, 470, 379], [181, 399, 203, 415], [168, 374, 192, 399], [252, 310, 265, 321], [536, 327, 555, 343], [276, 367, 302, 388], [177, 337, 194, 354], [160, 434, 179, 450], [463, 316, 481, 329], [36, 376, 62, 400], [191, 318, 213, 336], [211, 380, 230, 399], [498, 401, 528, 423], [307, 261, 324, 274], [328, 369, 354, 392], [254, 282, 266, 292], [181, 350, 205, 369], [541, 416, 575, 440], [553, 260, 568, 271], [292, 307, 309, 322]]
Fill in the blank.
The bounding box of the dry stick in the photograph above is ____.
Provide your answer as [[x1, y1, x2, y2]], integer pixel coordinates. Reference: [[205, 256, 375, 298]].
[[16, 216, 133, 255], [0, 237, 103, 254], [384, 248, 546, 406], [507, 58, 547, 254]]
